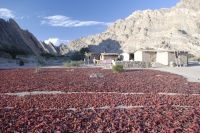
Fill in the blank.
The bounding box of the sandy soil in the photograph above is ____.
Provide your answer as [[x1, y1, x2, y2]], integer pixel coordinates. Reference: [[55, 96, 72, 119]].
[[152, 64, 200, 82]]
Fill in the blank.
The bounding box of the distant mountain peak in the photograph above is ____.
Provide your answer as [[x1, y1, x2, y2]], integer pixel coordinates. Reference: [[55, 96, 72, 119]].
[[176, 0, 200, 10]]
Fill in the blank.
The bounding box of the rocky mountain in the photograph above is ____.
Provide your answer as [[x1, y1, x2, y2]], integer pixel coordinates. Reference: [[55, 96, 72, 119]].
[[40, 42, 59, 55], [0, 18, 58, 58], [62, 0, 200, 57]]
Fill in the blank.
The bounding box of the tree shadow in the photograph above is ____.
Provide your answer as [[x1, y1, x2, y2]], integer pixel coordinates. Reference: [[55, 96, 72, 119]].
[[64, 39, 122, 61], [88, 39, 122, 53]]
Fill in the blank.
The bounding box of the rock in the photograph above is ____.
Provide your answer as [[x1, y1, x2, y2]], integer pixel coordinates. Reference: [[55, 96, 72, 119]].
[[89, 73, 104, 78], [0, 18, 59, 58], [61, 0, 200, 57], [58, 44, 70, 55], [0, 19, 33, 55], [40, 42, 59, 55], [176, 0, 200, 11]]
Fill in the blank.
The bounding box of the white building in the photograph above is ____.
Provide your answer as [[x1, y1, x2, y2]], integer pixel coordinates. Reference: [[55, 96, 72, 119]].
[[134, 50, 188, 66], [120, 53, 130, 61], [100, 53, 119, 61], [134, 50, 156, 62], [156, 51, 188, 66], [99, 50, 188, 66]]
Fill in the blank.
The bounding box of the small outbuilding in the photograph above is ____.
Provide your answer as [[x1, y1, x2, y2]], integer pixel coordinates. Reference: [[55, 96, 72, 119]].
[[134, 50, 188, 66], [156, 51, 188, 66], [84, 53, 100, 64], [120, 53, 134, 61], [100, 53, 119, 61], [134, 50, 157, 62], [98, 50, 188, 67]]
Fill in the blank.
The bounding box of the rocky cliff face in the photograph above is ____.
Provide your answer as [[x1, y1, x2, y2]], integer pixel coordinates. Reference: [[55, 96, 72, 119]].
[[62, 0, 200, 57], [176, 0, 200, 11], [40, 42, 59, 55], [0, 18, 59, 57]]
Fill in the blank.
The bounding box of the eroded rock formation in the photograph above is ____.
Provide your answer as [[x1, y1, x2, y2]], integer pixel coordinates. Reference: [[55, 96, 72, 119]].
[[62, 0, 200, 57], [0, 19, 59, 57]]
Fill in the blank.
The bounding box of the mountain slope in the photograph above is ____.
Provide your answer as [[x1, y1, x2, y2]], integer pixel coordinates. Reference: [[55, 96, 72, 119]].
[[63, 0, 200, 57], [0, 19, 58, 57]]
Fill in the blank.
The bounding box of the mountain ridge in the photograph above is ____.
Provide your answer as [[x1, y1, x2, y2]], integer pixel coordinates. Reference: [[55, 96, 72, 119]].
[[61, 0, 200, 57], [0, 18, 59, 58]]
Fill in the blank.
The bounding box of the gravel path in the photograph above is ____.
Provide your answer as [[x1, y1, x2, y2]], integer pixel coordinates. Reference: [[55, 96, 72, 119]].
[[151, 65, 200, 83], [3, 105, 198, 111], [2, 91, 200, 96]]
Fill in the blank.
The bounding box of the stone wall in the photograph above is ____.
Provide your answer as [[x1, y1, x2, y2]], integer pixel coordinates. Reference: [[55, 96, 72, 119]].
[[114, 61, 151, 68]]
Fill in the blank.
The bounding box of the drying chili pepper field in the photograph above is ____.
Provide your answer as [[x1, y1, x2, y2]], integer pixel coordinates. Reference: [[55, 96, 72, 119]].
[[0, 68, 200, 132]]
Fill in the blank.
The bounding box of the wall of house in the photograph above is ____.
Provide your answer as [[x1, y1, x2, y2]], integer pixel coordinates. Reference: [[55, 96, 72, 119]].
[[135, 51, 156, 62], [156, 52, 169, 65], [168, 52, 176, 65], [142, 52, 150, 62], [142, 52, 156, 62], [148, 52, 157, 62], [100, 55, 118, 61], [134, 51, 143, 61], [120, 53, 130, 61]]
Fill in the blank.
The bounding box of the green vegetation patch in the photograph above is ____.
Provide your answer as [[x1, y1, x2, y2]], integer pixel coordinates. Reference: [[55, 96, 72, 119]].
[[112, 64, 124, 73], [63, 60, 84, 67]]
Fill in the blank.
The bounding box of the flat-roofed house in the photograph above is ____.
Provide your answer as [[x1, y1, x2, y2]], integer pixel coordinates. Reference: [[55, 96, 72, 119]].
[[84, 53, 100, 64], [134, 50, 188, 66], [134, 50, 157, 62], [100, 53, 119, 61], [120, 53, 130, 61], [156, 51, 188, 66]]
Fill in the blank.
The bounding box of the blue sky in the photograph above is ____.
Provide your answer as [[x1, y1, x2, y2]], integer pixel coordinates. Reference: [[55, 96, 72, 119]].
[[0, 0, 180, 45]]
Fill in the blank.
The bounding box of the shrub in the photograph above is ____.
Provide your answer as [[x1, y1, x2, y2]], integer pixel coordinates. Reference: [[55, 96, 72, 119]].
[[19, 59, 24, 66], [36, 57, 46, 66], [112, 64, 124, 73], [70, 52, 84, 61], [41, 53, 55, 59], [188, 54, 200, 62]]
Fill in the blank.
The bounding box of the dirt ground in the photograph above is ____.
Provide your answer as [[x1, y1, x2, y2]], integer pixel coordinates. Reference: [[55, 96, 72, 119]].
[[152, 64, 200, 83]]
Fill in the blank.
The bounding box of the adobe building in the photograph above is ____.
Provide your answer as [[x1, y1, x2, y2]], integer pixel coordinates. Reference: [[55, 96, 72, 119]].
[[134, 50, 157, 63], [156, 51, 188, 66], [120, 53, 134, 61], [134, 50, 188, 66], [99, 50, 188, 67], [100, 53, 119, 61]]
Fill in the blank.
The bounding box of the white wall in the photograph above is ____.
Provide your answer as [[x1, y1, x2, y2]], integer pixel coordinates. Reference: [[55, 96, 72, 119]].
[[156, 52, 188, 66], [120, 53, 130, 61], [156, 52, 169, 65], [134, 51, 143, 61], [135, 51, 156, 62]]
